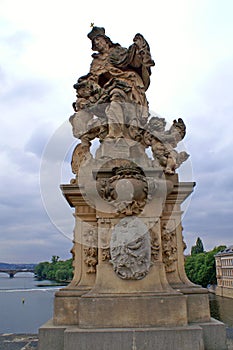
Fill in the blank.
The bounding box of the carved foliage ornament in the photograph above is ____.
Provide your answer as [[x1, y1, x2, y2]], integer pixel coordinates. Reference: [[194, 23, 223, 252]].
[[84, 247, 98, 274], [83, 228, 98, 274], [161, 224, 177, 273], [149, 224, 160, 262]]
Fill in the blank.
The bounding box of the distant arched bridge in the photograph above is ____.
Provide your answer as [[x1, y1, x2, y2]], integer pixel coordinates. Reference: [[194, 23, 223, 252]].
[[0, 268, 35, 278]]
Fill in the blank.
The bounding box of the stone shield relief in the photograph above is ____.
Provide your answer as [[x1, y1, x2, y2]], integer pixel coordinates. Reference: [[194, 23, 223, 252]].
[[110, 216, 151, 280]]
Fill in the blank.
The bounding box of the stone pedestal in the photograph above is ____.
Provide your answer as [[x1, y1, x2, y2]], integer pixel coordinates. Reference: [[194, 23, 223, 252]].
[[39, 318, 227, 350], [39, 176, 227, 349]]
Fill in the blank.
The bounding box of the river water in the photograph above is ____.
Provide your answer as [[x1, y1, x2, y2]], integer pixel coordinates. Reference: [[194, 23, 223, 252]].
[[0, 273, 64, 334], [209, 293, 233, 328], [0, 273, 233, 334]]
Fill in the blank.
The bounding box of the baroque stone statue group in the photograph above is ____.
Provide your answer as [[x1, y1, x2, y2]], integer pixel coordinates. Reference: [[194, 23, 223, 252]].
[[38, 26, 227, 350], [68, 26, 191, 282], [70, 26, 189, 175]]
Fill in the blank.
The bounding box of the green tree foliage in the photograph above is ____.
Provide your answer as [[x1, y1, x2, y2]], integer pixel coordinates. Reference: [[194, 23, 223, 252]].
[[185, 245, 226, 287], [35, 258, 73, 282], [51, 255, 60, 264], [191, 237, 204, 255]]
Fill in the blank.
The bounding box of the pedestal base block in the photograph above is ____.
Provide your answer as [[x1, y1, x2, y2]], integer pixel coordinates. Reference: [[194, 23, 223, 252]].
[[39, 320, 66, 350], [38, 319, 227, 350], [39, 318, 227, 350], [199, 318, 227, 350], [171, 285, 211, 323], [186, 293, 210, 323], [64, 325, 204, 350], [79, 294, 188, 328], [53, 293, 80, 325]]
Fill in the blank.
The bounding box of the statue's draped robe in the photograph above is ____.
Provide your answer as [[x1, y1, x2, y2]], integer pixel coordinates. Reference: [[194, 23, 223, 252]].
[[89, 43, 153, 108]]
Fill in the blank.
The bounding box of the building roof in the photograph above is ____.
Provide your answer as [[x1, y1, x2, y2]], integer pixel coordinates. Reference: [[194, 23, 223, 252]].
[[215, 245, 233, 256]]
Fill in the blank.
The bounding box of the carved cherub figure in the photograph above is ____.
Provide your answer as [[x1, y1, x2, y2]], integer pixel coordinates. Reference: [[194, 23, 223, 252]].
[[70, 80, 101, 131], [170, 118, 186, 142], [70, 78, 109, 147], [147, 116, 189, 174], [163, 120, 189, 174], [71, 143, 92, 180], [146, 116, 169, 168]]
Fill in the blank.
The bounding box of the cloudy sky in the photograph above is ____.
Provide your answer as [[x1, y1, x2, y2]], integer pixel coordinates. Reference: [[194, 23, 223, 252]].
[[0, 0, 233, 263]]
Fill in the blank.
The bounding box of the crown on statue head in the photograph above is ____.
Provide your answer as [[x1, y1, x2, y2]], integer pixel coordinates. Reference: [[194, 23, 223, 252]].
[[87, 26, 106, 41]]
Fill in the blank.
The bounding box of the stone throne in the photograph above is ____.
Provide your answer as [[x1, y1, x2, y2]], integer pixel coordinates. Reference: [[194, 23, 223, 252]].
[[39, 27, 227, 350]]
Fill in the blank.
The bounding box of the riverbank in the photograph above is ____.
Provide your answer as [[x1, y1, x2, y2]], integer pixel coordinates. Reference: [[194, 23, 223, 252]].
[[1, 329, 233, 350], [0, 334, 38, 349]]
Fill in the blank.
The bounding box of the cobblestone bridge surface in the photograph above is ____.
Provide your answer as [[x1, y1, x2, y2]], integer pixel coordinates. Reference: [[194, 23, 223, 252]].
[[1, 329, 233, 349]]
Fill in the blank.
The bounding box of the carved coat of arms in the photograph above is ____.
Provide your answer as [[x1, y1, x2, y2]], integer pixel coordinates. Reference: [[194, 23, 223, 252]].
[[110, 216, 151, 280]]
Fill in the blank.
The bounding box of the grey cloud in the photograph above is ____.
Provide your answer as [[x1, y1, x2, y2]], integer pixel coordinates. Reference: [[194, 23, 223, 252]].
[[3, 30, 33, 52], [0, 198, 45, 228], [0, 27, 33, 53], [40, 120, 75, 163], [0, 185, 72, 263], [2, 145, 40, 174], [1, 77, 53, 104], [0, 228, 72, 264], [0, 65, 6, 83], [181, 60, 233, 252], [25, 122, 55, 158]]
